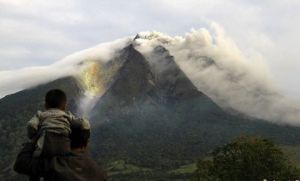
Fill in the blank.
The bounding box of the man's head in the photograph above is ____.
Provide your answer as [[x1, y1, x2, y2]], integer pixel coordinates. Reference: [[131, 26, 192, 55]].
[[70, 118, 91, 150], [45, 89, 67, 110]]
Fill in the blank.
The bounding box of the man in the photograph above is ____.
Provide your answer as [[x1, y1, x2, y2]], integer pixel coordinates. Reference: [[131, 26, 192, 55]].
[[14, 118, 107, 181]]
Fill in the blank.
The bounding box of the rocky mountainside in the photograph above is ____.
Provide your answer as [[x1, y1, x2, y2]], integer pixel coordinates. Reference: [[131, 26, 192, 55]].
[[1, 44, 300, 180], [90, 45, 300, 166]]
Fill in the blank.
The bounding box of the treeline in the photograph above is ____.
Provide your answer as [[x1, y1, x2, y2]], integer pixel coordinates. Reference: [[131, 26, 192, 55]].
[[192, 136, 300, 181]]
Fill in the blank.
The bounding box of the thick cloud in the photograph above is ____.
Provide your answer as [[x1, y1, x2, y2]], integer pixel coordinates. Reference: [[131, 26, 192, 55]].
[[0, 0, 299, 121], [135, 23, 300, 125], [0, 21, 299, 124], [0, 0, 299, 98], [0, 37, 131, 98]]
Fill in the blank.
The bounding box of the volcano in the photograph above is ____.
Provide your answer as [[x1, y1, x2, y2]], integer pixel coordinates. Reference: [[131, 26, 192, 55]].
[[1, 44, 300, 181]]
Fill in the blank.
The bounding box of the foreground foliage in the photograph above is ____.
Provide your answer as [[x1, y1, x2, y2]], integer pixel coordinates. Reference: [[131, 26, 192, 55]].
[[193, 136, 300, 181]]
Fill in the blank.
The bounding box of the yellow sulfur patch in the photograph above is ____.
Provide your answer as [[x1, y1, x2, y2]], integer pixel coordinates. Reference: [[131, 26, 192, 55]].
[[80, 62, 105, 97]]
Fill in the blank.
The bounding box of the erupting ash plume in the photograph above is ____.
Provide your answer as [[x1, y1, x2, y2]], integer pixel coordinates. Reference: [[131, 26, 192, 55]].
[[134, 23, 300, 125], [0, 23, 299, 125]]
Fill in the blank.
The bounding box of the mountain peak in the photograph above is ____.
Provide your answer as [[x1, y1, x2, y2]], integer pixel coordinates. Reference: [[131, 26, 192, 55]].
[[2, 43, 300, 181]]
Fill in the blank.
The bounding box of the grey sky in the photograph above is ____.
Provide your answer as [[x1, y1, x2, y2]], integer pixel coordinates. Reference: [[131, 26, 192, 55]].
[[0, 0, 299, 99]]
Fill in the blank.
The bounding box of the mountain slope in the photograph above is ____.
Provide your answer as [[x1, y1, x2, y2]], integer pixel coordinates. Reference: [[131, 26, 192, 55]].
[[1, 45, 300, 180], [88, 45, 300, 176]]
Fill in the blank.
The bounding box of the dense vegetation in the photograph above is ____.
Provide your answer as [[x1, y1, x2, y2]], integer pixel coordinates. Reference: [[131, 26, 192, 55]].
[[193, 136, 300, 181]]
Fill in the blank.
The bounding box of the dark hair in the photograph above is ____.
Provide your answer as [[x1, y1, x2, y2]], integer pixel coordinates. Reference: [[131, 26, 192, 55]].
[[45, 89, 67, 109], [70, 126, 90, 149]]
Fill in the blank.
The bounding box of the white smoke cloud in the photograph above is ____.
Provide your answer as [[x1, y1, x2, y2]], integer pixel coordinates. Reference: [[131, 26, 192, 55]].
[[1, 22, 299, 125], [135, 23, 300, 125], [0, 37, 131, 98]]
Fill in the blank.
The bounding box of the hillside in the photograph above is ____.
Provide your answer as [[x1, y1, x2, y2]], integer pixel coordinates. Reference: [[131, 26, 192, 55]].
[[90, 45, 300, 173], [1, 44, 300, 180]]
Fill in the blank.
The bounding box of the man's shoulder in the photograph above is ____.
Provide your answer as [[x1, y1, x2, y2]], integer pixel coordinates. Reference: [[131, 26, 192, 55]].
[[51, 151, 107, 181], [64, 151, 105, 173]]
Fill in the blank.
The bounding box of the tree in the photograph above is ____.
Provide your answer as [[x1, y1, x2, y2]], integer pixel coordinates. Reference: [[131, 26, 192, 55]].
[[193, 136, 300, 181]]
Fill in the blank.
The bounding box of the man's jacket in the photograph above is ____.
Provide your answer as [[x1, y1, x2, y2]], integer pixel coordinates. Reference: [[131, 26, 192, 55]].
[[14, 142, 107, 181]]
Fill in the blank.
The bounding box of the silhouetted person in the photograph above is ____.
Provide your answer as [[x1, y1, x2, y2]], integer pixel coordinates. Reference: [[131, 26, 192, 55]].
[[14, 117, 107, 181], [27, 89, 80, 157], [26, 89, 88, 181]]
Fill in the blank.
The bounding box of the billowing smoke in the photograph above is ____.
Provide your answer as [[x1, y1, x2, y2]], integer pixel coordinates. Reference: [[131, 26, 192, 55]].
[[0, 37, 131, 117], [0, 37, 131, 98], [1, 23, 299, 125], [135, 23, 300, 125]]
